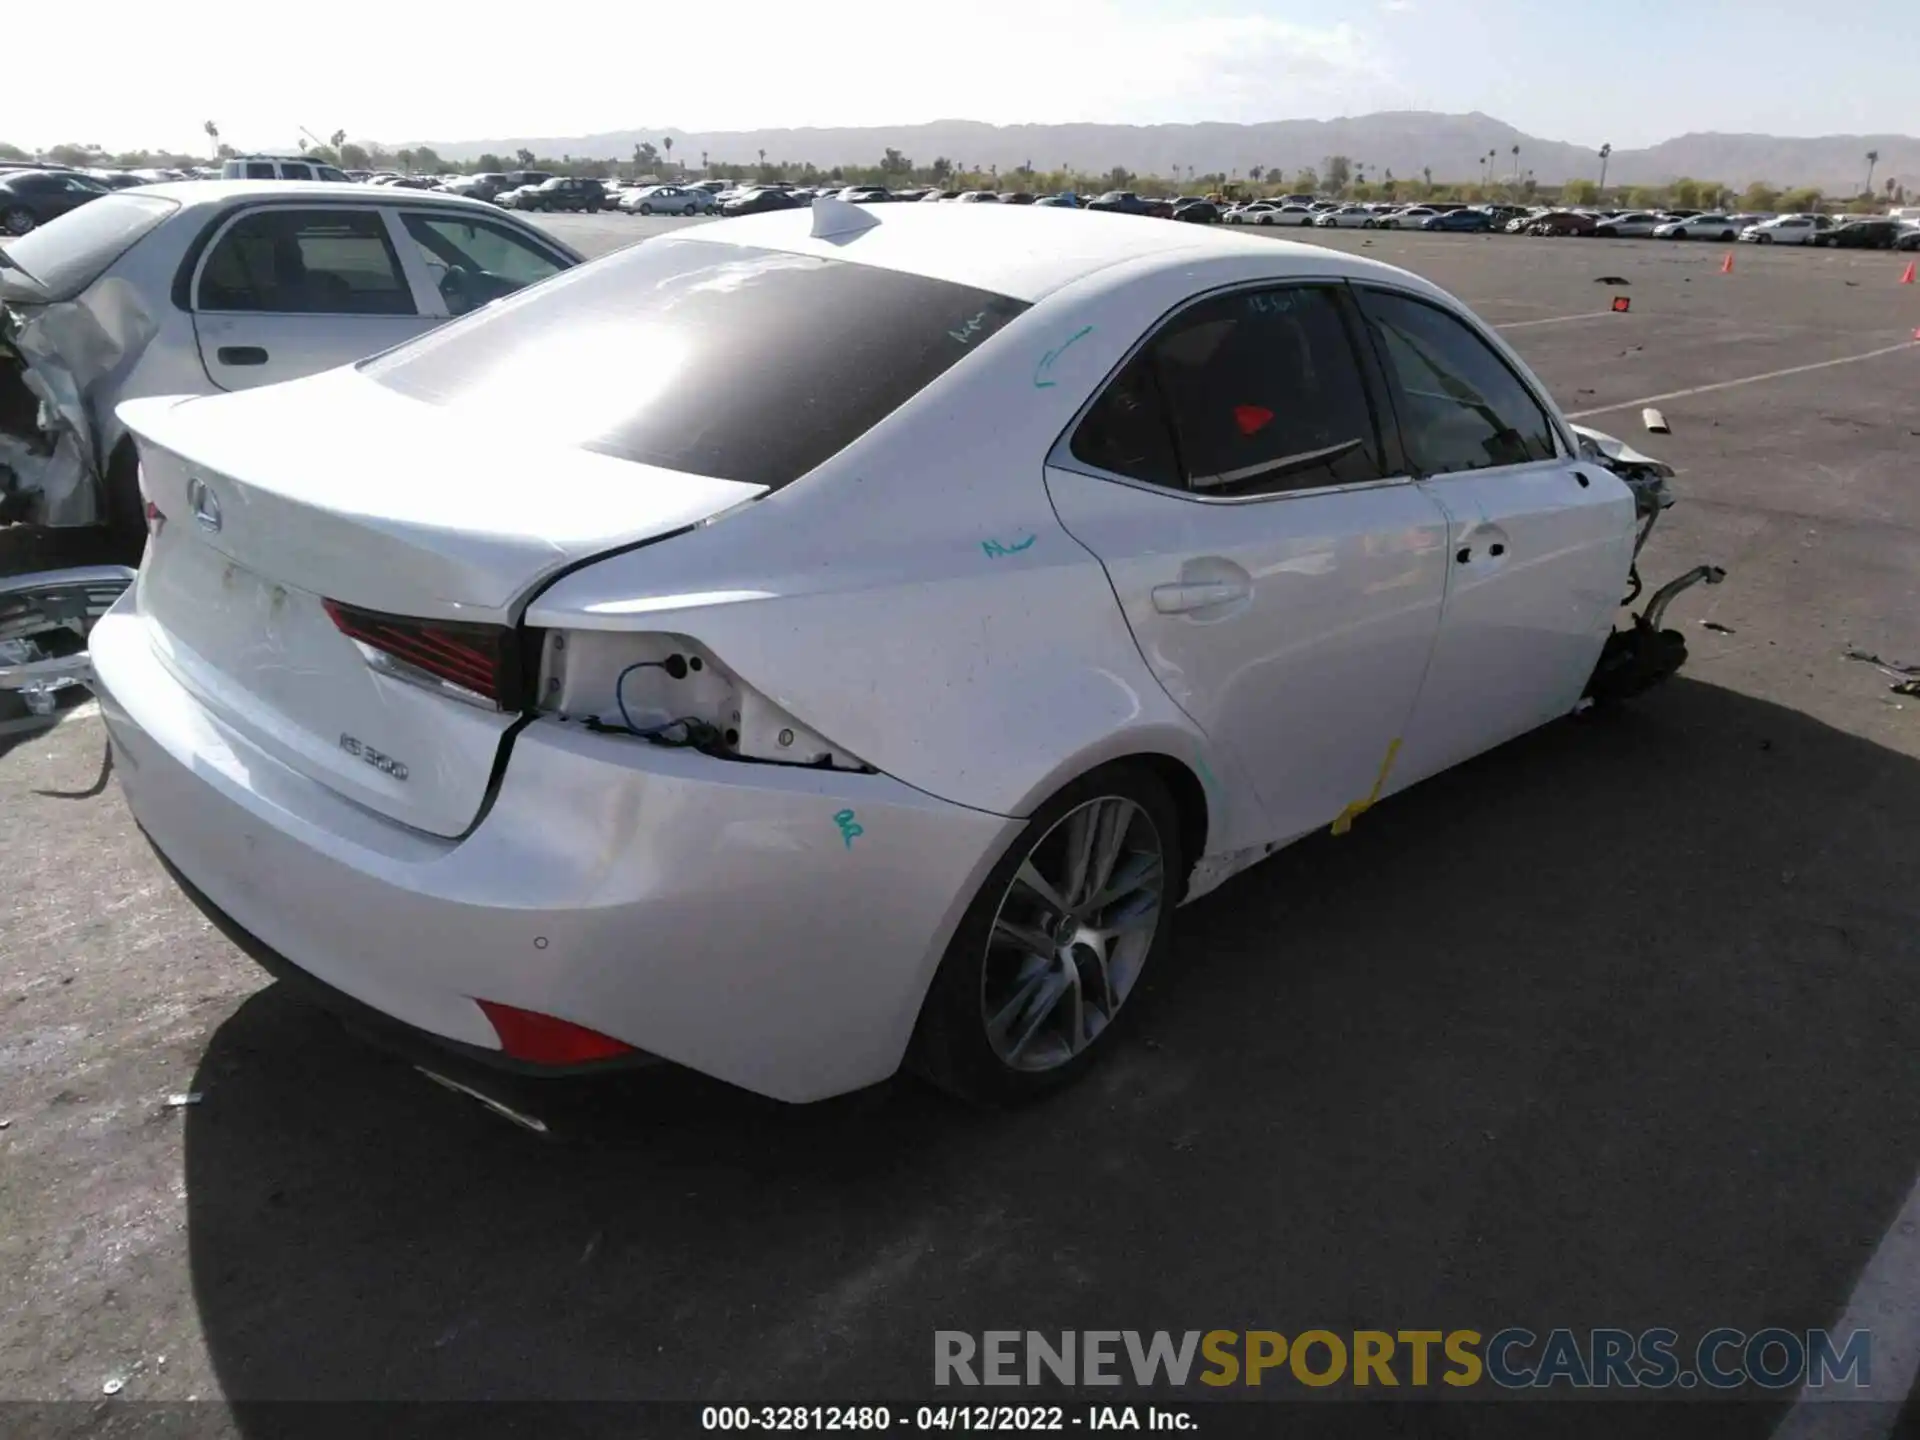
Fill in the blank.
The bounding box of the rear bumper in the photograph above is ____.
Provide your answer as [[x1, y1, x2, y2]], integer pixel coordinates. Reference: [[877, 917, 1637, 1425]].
[[91, 597, 1018, 1102]]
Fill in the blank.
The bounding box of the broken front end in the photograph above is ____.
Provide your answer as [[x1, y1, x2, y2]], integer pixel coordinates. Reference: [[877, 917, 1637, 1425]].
[[1572, 425, 1726, 703]]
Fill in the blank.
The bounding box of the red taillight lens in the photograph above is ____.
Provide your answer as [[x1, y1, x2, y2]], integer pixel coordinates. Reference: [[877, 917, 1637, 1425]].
[[474, 999, 636, 1066], [323, 598, 527, 708], [144, 500, 166, 536]]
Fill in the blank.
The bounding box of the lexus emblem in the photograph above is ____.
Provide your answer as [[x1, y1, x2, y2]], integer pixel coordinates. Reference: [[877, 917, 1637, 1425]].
[[186, 477, 221, 533]]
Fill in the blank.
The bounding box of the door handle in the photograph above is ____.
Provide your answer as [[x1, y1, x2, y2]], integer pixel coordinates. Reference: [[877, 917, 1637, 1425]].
[[1152, 579, 1249, 614], [216, 346, 269, 366]]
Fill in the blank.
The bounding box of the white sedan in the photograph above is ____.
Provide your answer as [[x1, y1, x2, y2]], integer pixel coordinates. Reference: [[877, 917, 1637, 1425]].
[[1740, 214, 1833, 245], [1374, 206, 1437, 229], [0, 181, 579, 538], [90, 202, 1720, 1106], [619, 184, 716, 216], [1651, 213, 1741, 241], [1313, 205, 1378, 228]]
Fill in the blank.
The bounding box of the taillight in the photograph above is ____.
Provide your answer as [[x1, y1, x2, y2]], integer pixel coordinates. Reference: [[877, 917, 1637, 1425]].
[[323, 598, 530, 710], [144, 500, 166, 536], [474, 999, 636, 1066]]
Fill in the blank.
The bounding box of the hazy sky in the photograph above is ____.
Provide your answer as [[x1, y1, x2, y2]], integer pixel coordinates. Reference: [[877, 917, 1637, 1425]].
[[11, 0, 1912, 155]]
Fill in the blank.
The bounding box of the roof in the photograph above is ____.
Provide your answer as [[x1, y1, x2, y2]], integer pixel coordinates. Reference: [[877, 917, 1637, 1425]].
[[659, 201, 1412, 303], [133, 179, 503, 214]]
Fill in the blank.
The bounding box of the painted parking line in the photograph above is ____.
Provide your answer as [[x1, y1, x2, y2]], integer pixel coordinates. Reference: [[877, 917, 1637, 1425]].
[[1567, 340, 1920, 420], [1495, 310, 1621, 330], [1771, 1167, 1920, 1440]]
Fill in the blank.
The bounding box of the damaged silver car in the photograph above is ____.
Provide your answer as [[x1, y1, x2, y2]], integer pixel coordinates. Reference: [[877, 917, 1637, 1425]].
[[1, 180, 582, 543]]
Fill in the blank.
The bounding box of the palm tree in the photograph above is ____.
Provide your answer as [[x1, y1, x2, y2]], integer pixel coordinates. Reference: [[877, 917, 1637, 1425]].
[[1597, 142, 1613, 192], [1864, 149, 1880, 196], [662, 136, 673, 174], [1510, 143, 1521, 182], [1249, 165, 1265, 184], [701, 149, 709, 173], [203, 120, 220, 157], [758, 147, 766, 168], [329, 129, 346, 151]]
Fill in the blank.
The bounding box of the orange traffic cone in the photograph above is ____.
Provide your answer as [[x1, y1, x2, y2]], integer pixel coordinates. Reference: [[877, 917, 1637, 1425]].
[[1902, 261, 1916, 285], [1721, 251, 1734, 274]]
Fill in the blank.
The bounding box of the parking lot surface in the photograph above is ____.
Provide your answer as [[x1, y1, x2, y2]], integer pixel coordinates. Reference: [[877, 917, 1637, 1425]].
[[4, 217, 1919, 1432]]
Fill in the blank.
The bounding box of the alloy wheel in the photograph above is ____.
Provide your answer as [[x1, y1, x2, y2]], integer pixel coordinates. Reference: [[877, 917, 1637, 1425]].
[[978, 796, 1166, 1073]]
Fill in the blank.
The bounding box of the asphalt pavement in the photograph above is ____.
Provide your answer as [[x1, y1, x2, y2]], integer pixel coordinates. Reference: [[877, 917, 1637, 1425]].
[[3, 217, 1919, 1436]]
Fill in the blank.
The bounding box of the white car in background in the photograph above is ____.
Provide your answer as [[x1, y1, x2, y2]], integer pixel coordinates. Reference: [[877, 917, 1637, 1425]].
[[1223, 202, 1278, 224], [1375, 206, 1437, 229], [0, 182, 579, 536], [1313, 204, 1377, 228], [1739, 214, 1833, 245], [618, 184, 716, 216], [87, 201, 1720, 1107], [1651, 213, 1742, 241]]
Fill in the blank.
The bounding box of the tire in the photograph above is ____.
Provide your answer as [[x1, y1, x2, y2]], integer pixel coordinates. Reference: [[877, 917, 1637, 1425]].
[[1721, 231, 1736, 242], [1757, 234, 1771, 244], [909, 762, 1183, 1105], [1362, 219, 1377, 229], [2, 206, 36, 236], [640, 203, 653, 215], [100, 441, 148, 565]]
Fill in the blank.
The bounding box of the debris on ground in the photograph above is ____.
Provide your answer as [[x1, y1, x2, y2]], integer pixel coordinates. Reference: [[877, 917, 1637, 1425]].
[[1643, 407, 1670, 434], [1702, 621, 1736, 634], [163, 1092, 203, 1109], [1844, 649, 1920, 677]]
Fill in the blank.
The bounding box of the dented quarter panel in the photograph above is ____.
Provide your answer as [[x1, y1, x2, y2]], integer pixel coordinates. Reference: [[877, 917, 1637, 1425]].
[[3, 277, 172, 523]]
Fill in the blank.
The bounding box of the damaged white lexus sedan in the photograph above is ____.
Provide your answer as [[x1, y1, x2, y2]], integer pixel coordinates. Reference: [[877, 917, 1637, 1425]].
[[0, 181, 580, 538], [90, 200, 1721, 1105]]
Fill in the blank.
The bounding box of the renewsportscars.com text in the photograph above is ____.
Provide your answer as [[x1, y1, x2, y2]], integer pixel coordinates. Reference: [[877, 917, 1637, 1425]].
[[935, 1328, 1872, 1391]]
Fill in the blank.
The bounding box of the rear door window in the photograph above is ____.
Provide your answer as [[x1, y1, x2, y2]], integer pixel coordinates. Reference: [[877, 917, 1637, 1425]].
[[280, 163, 312, 181], [1354, 287, 1559, 475], [196, 208, 417, 316], [362, 239, 1028, 489], [1069, 284, 1385, 497], [244, 163, 275, 180]]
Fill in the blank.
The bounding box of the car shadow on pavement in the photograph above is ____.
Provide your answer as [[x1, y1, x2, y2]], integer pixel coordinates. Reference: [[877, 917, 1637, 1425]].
[[181, 676, 1920, 1432]]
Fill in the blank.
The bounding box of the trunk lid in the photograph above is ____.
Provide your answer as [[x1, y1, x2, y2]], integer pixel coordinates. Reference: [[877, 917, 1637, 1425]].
[[119, 368, 763, 836]]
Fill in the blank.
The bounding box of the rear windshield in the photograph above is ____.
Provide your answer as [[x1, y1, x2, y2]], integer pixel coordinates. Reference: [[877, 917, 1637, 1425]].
[[363, 240, 1029, 489], [1, 193, 179, 301]]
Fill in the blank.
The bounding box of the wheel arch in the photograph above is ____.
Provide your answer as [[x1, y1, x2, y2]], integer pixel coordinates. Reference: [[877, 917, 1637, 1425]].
[[1003, 743, 1215, 903]]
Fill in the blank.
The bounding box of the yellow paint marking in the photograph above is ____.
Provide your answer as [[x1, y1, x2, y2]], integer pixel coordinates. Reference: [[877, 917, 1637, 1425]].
[[1331, 738, 1402, 836]]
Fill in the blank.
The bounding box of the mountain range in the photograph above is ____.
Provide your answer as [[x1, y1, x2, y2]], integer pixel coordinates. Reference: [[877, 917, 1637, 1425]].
[[416, 113, 1913, 192]]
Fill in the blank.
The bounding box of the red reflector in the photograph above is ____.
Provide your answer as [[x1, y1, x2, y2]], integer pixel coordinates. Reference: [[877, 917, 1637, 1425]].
[[144, 500, 166, 535], [323, 598, 523, 707], [1234, 404, 1275, 436], [475, 999, 636, 1066]]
